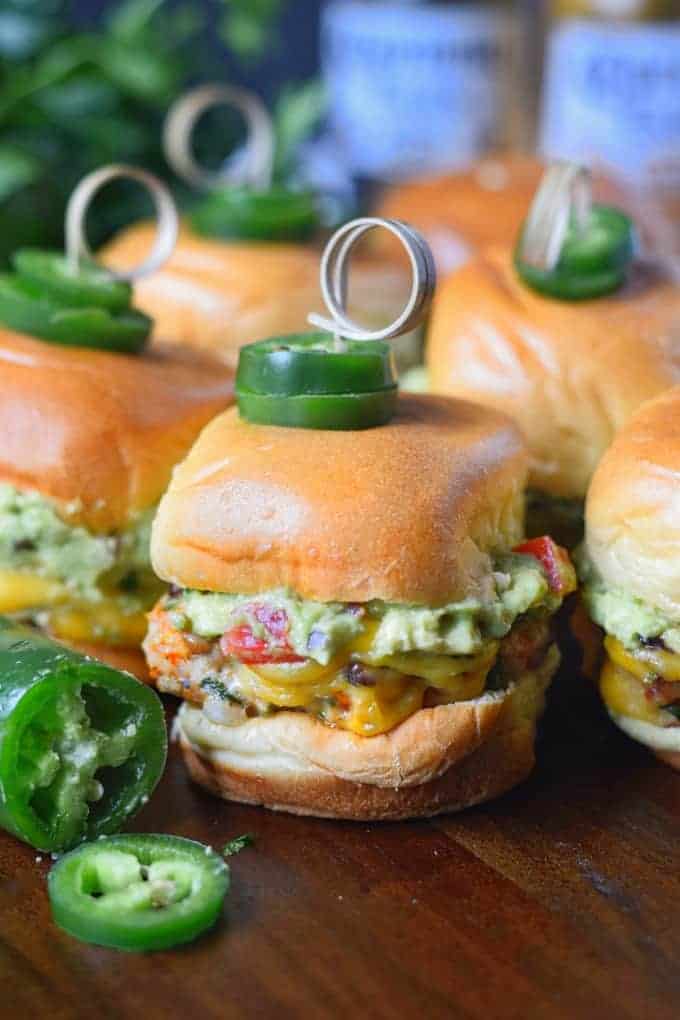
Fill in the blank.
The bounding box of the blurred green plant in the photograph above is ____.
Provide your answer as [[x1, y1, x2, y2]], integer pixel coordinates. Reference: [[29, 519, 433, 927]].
[[0, 0, 324, 265]]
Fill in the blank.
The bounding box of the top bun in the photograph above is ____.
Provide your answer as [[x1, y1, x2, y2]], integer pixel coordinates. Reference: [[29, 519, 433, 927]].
[[373, 155, 677, 273], [0, 329, 234, 533], [151, 394, 528, 606], [102, 223, 416, 370], [426, 247, 680, 500], [585, 386, 680, 619]]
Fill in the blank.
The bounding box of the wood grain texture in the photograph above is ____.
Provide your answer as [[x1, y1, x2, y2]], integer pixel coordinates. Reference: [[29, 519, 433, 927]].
[[1, 656, 679, 1020]]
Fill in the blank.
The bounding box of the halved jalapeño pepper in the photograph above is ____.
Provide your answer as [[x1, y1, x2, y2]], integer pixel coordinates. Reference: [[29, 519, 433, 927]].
[[191, 185, 319, 242], [515, 205, 634, 301], [236, 333, 397, 395], [13, 249, 132, 312], [0, 275, 151, 353], [49, 834, 230, 951], [0, 619, 167, 852], [237, 387, 398, 430]]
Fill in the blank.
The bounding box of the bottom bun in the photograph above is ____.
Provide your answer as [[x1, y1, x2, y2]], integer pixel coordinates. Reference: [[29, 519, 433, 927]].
[[57, 638, 149, 682], [177, 646, 558, 820], [609, 712, 680, 772]]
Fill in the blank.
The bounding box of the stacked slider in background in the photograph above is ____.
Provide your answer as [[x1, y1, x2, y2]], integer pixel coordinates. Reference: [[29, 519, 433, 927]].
[[103, 85, 420, 373], [143, 218, 577, 820], [0, 167, 234, 678], [423, 162, 680, 548], [578, 387, 680, 769]]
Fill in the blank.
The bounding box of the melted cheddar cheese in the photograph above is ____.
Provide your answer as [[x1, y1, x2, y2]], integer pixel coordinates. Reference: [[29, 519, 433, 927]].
[[0, 568, 149, 647], [224, 642, 498, 736], [600, 636, 680, 726]]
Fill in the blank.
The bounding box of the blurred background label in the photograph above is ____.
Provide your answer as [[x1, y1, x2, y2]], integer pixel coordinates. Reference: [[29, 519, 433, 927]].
[[321, 1, 509, 181], [540, 18, 680, 191]]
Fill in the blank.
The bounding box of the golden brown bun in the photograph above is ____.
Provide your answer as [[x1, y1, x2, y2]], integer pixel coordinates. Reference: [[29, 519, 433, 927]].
[[426, 249, 680, 500], [585, 386, 680, 619], [101, 222, 415, 370], [150, 393, 528, 605], [58, 638, 149, 682], [374, 154, 677, 273], [0, 329, 234, 532], [177, 648, 556, 820]]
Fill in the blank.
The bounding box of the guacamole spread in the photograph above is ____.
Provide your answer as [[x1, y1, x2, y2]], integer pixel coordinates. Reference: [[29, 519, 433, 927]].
[[0, 484, 155, 601], [175, 552, 558, 665], [578, 550, 680, 654]]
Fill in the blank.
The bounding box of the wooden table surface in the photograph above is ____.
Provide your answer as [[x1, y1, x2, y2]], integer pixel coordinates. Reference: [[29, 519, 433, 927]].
[[1, 654, 679, 1020]]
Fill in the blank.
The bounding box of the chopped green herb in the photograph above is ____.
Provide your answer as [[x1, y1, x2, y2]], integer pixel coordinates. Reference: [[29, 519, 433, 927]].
[[222, 834, 254, 858]]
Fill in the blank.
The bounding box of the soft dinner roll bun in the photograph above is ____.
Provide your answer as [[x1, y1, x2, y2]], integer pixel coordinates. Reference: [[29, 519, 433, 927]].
[[0, 329, 234, 533], [150, 393, 528, 606], [373, 154, 677, 273], [426, 250, 680, 500], [101, 222, 415, 370], [177, 649, 557, 820], [585, 386, 680, 620]]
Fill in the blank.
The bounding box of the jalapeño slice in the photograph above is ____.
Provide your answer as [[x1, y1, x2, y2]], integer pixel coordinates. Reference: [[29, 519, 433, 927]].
[[191, 185, 319, 242], [0, 275, 151, 353], [236, 387, 398, 430], [236, 333, 397, 396], [48, 834, 230, 951], [0, 619, 167, 852], [13, 249, 132, 312], [515, 205, 634, 301]]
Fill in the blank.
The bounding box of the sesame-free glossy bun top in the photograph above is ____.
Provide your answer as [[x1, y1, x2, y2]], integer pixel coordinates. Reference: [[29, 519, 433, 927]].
[[585, 386, 680, 620], [426, 248, 680, 500], [0, 329, 234, 532], [150, 394, 528, 606]]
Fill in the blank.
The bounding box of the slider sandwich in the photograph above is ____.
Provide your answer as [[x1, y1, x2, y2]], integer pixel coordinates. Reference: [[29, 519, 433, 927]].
[[579, 387, 680, 769], [424, 163, 680, 546], [0, 168, 234, 677], [143, 218, 576, 818]]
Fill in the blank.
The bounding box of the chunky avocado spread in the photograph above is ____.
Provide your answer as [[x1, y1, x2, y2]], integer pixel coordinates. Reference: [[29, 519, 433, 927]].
[[0, 483, 156, 601], [578, 550, 680, 654], [174, 553, 559, 665]]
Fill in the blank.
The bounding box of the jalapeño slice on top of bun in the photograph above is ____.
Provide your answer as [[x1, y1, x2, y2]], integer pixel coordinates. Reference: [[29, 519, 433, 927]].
[[143, 217, 576, 821]]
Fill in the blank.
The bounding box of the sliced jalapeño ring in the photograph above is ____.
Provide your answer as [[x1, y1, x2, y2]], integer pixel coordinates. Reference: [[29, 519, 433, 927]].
[[236, 387, 398, 430], [48, 834, 229, 951], [236, 333, 397, 396]]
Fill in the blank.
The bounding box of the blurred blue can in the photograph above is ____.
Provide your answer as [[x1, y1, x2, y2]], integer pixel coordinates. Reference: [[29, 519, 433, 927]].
[[321, 1, 509, 181]]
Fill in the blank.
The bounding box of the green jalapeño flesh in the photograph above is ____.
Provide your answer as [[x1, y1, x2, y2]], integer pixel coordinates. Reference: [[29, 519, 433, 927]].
[[515, 205, 634, 301], [191, 185, 319, 243], [0, 249, 152, 353], [49, 834, 230, 952], [0, 619, 167, 852], [235, 332, 399, 430]]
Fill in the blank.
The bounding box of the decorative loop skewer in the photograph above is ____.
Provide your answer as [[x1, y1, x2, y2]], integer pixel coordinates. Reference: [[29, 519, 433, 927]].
[[65, 164, 178, 282], [307, 217, 437, 346], [518, 162, 592, 272], [162, 84, 275, 192]]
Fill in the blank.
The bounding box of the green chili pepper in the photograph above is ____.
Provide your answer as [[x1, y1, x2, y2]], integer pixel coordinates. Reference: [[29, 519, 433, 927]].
[[236, 333, 397, 396], [0, 619, 167, 852], [515, 205, 634, 301], [0, 275, 151, 353], [191, 185, 319, 242], [13, 250, 132, 312], [49, 834, 230, 952], [236, 387, 398, 430]]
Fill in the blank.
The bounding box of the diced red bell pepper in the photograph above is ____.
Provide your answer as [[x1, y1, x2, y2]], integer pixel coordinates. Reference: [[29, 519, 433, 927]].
[[220, 606, 305, 665], [513, 536, 577, 595]]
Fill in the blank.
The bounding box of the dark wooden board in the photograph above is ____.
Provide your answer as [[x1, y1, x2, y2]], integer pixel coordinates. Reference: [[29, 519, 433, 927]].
[[1, 657, 679, 1020]]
